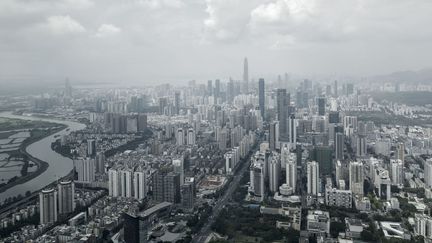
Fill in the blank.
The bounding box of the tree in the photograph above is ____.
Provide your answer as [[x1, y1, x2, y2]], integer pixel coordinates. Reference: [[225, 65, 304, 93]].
[[330, 221, 346, 238]]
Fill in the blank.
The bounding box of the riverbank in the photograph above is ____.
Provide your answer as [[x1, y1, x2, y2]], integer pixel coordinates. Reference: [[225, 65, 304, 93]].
[[0, 112, 86, 204], [0, 125, 66, 195]]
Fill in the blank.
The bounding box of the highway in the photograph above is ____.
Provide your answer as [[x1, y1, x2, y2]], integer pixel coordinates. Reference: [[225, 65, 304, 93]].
[[192, 142, 259, 243]]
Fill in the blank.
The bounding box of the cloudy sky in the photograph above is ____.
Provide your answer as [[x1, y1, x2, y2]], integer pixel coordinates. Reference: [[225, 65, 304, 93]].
[[0, 0, 431, 85]]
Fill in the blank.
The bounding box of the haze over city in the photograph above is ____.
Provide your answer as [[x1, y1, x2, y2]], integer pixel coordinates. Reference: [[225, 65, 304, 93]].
[[1, 1, 432, 243]]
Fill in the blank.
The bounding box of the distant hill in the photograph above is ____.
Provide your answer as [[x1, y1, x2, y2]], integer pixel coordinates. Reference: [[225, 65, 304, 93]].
[[372, 68, 432, 84]]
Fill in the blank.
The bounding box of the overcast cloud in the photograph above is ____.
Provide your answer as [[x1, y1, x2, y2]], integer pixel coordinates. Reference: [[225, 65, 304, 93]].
[[0, 0, 431, 85]]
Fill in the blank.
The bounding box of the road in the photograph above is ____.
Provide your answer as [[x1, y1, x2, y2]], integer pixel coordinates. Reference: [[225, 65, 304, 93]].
[[192, 143, 258, 243]]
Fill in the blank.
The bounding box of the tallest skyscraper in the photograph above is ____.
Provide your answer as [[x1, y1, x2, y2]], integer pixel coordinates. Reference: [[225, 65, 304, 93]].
[[243, 57, 249, 94]]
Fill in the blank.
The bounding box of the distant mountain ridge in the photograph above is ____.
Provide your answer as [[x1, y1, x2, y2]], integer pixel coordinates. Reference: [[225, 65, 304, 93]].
[[372, 68, 432, 83]]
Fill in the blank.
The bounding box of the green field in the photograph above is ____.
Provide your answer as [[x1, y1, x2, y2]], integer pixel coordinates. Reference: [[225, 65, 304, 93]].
[[0, 118, 61, 132]]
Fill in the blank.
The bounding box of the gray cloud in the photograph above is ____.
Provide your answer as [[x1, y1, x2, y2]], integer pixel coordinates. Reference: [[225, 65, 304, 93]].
[[0, 0, 432, 85]]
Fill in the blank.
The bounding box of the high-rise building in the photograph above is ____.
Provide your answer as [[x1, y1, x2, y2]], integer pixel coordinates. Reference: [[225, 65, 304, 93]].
[[243, 57, 249, 93], [414, 213, 432, 239], [173, 158, 184, 185], [307, 161, 319, 196], [258, 78, 265, 119], [39, 188, 58, 224], [268, 153, 281, 193], [176, 128, 185, 146], [343, 116, 358, 135], [57, 180, 75, 215], [120, 169, 133, 198], [425, 159, 432, 187], [335, 133, 344, 161], [133, 170, 147, 200], [335, 160, 342, 188], [397, 143, 405, 164], [312, 146, 332, 175], [96, 152, 105, 174], [74, 158, 95, 183], [123, 213, 140, 243], [187, 128, 196, 145], [334, 80, 338, 97], [347, 83, 354, 95], [174, 92, 180, 115], [227, 79, 235, 104], [269, 121, 279, 151], [328, 111, 340, 124], [153, 172, 181, 204], [317, 97, 326, 116], [108, 169, 119, 197], [249, 161, 265, 200], [288, 114, 297, 145], [214, 79, 221, 102], [159, 97, 168, 115], [164, 172, 181, 203], [137, 113, 147, 132], [349, 161, 364, 196], [284, 152, 297, 195], [87, 139, 96, 157], [356, 135, 367, 158], [181, 177, 195, 210], [207, 80, 213, 96], [123, 202, 173, 243], [217, 127, 227, 151], [277, 89, 289, 142], [390, 159, 404, 186]]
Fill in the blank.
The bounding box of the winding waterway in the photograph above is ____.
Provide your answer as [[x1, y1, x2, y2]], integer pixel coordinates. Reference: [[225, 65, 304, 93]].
[[0, 112, 85, 202]]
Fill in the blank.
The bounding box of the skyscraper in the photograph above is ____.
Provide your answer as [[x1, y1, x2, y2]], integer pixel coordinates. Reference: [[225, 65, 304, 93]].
[[153, 172, 181, 203], [277, 89, 289, 142], [288, 114, 297, 145], [285, 152, 297, 194], [227, 79, 235, 104], [258, 78, 265, 119], [269, 121, 279, 151], [397, 143, 405, 164], [268, 153, 281, 193], [207, 80, 213, 96], [119, 169, 133, 198], [390, 159, 404, 186], [58, 180, 75, 215], [243, 57, 249, 93], [181, 177, 195, 210], [356, 135, 367, 158], [349, 161, 364, 196], [312, 146, 333, 175], [173, 158, 184, 185], [87, 139, 96, 157], [307, 161, 319, 196], [187, 128, 196, 145], [317, 97, 326, 116], [174, 92, 180, 115], [176, 128, 185, 146], [39, 188, 58, 224], [133, 170, 147, 200], [74, 158, 95, 183], [335, 132, 344, 161], [250, 161, 265, 200], [214, 79, 221, 103], [424, 159, 432, 187], [334, 80, 338, 97]]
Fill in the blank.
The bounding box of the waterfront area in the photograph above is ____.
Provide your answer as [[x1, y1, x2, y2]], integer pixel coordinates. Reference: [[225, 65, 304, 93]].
[[0, 112, 85, 204]]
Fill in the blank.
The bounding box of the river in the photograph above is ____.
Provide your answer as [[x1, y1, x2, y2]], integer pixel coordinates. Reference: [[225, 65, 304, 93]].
[[0, 112, 85, 203]]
